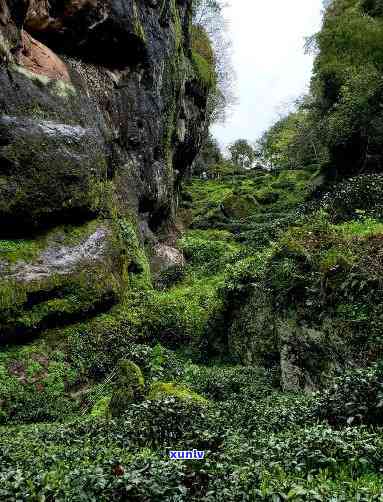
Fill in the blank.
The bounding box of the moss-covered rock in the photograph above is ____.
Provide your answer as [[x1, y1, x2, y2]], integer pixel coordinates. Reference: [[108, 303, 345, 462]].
[[255, 191, 280, 205], [109, 360, 145, 417], [222, 193, 259, 219], [0, 218, 152, 342], [0, 115, 107, 230], [148, 381, 208, 405], [228, 287, 278, 366], [191, 25, 216, 90], [90, 396, 112, 419], [278, 320, 343, 392]]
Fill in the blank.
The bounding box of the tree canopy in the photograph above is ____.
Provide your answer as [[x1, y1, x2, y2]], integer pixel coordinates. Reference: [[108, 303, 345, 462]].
[[228, 139, 257, 170]]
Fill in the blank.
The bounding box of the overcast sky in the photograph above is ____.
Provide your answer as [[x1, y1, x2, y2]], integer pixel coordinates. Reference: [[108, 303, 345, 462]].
[[212, 0, 324, 148]]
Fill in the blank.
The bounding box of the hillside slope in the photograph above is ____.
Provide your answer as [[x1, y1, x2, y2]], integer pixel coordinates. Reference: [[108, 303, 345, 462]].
[[1, 166, 383, 500]]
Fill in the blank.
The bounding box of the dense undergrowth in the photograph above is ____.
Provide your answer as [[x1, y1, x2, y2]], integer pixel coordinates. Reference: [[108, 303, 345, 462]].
[[3, 0, 383, 496], [1, 164, 383, 500]]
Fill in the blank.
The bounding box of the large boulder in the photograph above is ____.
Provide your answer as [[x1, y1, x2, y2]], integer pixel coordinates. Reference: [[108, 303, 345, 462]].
[[0, 220, 132, 342], [0, 115, 107, 230]]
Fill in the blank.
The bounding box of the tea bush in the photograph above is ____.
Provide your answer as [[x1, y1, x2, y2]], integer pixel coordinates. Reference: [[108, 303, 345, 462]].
[[313, 364, 383, 426]]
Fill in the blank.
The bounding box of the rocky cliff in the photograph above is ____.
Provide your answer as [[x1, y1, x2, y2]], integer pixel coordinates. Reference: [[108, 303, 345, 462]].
[[0, 0, 209, 341]]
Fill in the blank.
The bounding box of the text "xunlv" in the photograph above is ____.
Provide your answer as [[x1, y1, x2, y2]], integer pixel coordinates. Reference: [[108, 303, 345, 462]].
[[169, 450, 205, 460]]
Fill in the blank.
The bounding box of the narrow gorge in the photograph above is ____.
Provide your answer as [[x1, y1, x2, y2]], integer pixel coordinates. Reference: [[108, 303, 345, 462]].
[[1, 1, 383, 500]]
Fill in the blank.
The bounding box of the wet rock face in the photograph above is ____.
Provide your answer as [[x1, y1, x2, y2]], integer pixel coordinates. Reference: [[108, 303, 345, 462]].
[[0, 0, 208, 339], [0, 0, 207, 233], [0, 115, 106, 231]]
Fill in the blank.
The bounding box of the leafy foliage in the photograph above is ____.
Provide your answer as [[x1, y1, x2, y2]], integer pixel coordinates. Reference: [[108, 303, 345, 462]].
[[311, 0, 383, 177], [228, 139, 257, 170], [313, 364, 383, 426], [258, 101, 328, 171], [192, 0, 237, 123]]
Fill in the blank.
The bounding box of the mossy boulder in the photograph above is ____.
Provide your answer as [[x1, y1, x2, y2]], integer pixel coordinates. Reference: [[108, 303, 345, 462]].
[[255, 191, 280, 205], [278, 320, 344, 392], [0, 219, 150, 342], [222, 193, 259, 219], [91, 396, 112, 419], [148, 382, 208, 405], [109, 360, 145, 417], [228, 287, 278, 366]]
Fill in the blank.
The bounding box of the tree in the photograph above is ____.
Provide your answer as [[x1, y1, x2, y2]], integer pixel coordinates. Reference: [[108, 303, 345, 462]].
[[228, 139, 256, 170], [257, 98, 328, 171], [310, 0, 383, 177], [192, 0, 237, 123], [192, 0, 223, 28]]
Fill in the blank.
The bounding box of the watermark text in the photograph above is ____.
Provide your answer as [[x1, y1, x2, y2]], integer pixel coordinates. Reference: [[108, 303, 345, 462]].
[[169, 449, 205, 460]]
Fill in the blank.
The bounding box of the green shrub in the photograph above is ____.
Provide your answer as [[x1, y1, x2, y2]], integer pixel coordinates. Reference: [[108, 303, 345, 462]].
[[320, 175, 383, 222], [313, 364, 383, 426], [179, 229, 239, 273], [0, 345, 80, 424], [183, 364, 273, 401]]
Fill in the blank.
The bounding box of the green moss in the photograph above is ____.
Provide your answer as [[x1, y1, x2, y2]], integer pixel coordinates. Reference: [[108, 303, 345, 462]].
[[117, 218, 152, 290], [191, 50, 216, 89], [0, 266, 121, 339], [191, 23, 216, 89], [319, 248, 355, 273], [160, 0, 188, 189], [53, 80, 77, 99], [12, 64, 51, 86], [0, 33, 12, 61], [0, 131, 107, 223], [335, 216, 383, 237], [0, 239, 39, 263], [222, 193, 259, 219], [255, 191, 280, 205], [91, 396, 112, 418], [148, 381, 208, 404], [132, 0, 147, 43], [0, 220, 101, 265], [0, 220, 136, 340], [109, 360, 145, 417], [228, 288, 277, 366], [11, 65, 77, 98]]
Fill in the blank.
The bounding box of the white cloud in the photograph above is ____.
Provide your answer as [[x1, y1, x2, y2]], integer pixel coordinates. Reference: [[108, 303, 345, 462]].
[[212, 0, 323, 147]]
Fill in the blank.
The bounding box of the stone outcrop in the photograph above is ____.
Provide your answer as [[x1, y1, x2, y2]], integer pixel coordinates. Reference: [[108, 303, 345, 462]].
[[18, 31, 71, 81], [0, 0, 209, 341], [151, 242, 185, 275], [228, 292, 345, 392]]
